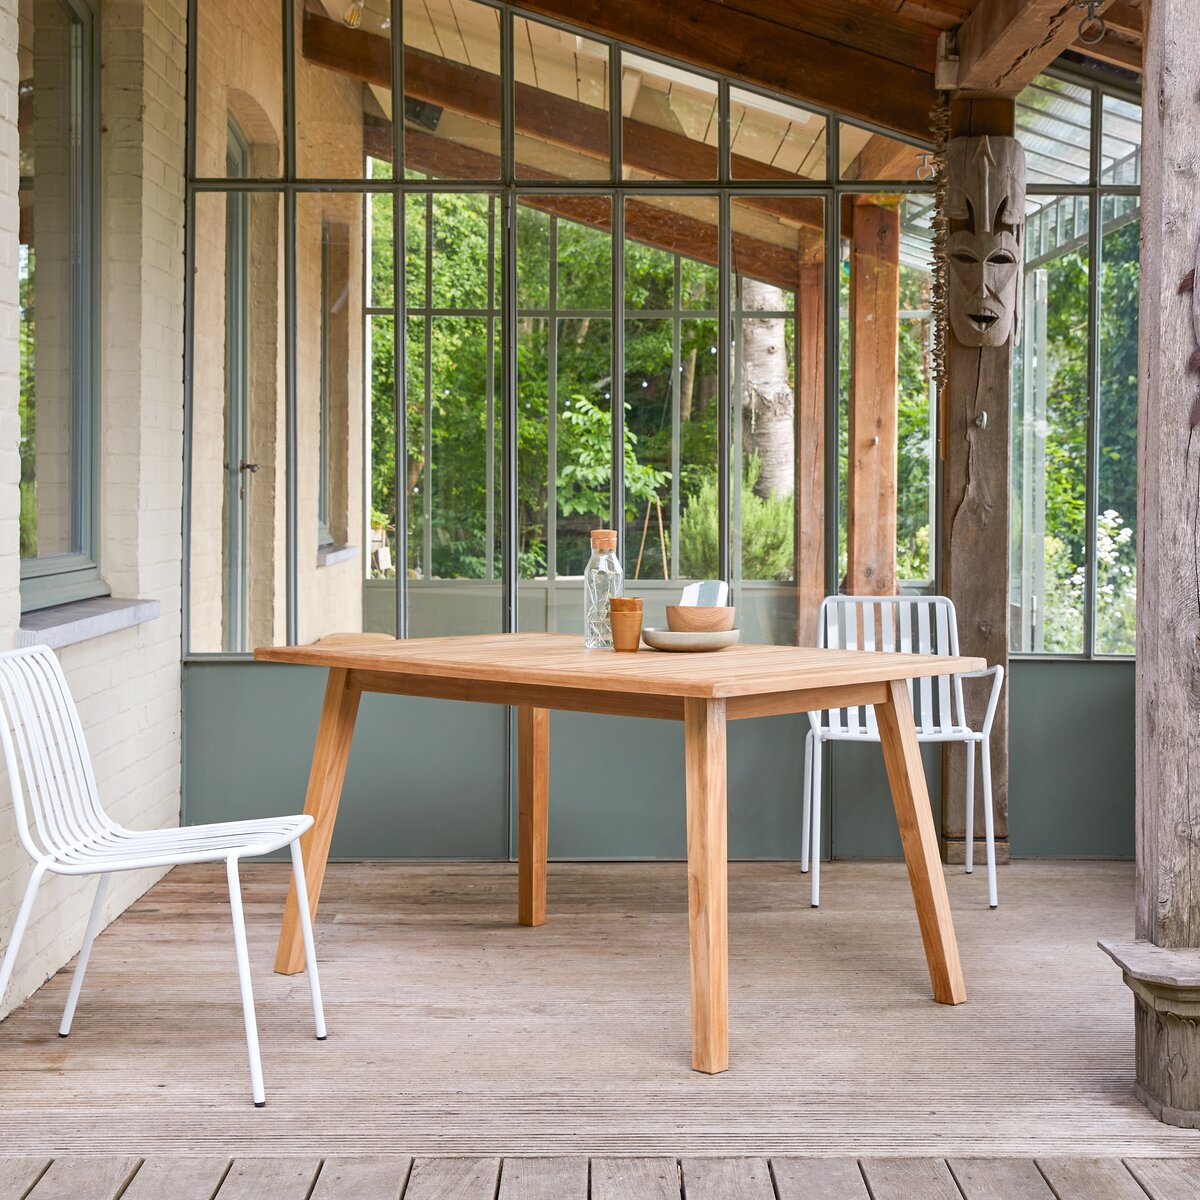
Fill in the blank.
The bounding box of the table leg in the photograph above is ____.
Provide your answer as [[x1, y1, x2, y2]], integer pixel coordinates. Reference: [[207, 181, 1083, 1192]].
[[684, 697, 729, 1073], [518, 706, 549, 927], [275, 668, 362, 975], [876, 677, 966, 1005]]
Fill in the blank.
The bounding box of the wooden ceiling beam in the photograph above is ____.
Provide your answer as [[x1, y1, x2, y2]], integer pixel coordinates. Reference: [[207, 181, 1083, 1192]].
[[1071, 30, 1143, 73], [709, 0, 939, 72], [953, 0, 1119, 97], [512, 0, 938, 142], [1099, 1, 1144, 39]]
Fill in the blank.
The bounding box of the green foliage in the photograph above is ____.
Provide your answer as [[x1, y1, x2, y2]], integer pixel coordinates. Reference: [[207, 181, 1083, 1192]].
[[679, 457, 793, 582]]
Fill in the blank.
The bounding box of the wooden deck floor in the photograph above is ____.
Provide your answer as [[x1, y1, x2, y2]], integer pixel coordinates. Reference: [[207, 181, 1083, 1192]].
[[1, 1154, 1198, 1199], [1, 861, 1198, 1163]]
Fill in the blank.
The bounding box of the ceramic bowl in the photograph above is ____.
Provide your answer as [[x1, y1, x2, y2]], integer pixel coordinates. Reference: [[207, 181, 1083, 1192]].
[[642, 627, 740, 653], [666, 604, 735, 634]]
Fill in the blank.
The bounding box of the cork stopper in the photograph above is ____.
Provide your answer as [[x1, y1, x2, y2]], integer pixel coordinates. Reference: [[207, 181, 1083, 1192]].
[[590, 528, 618, 551]]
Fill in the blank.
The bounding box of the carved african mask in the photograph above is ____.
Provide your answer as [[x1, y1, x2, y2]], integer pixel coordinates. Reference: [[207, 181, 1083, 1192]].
[[946, 136, 1026, 347]]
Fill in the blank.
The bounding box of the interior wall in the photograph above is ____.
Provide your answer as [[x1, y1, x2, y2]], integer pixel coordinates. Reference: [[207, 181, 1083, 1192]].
[[183, 659, 1134, 860], [0, 0, 188, 1020]]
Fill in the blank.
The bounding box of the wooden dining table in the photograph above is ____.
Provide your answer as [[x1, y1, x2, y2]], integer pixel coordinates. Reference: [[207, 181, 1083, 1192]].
[[255, 632, 984, 1073]]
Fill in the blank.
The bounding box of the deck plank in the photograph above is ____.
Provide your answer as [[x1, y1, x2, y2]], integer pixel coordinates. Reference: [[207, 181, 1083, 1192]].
[[497, 1158, 587, 1198], [1037, 1158, 1146, 1199], [309, 1157, 410, 1199], [404, 1158, 501, 1200], [214, 1159, 321, 1199], [2, 862, 1195, 1159], [771, 1158, 870, 1199], [861, 1158, 963, 1200], [1125, 1158, 1200, 1200], [121, 1158, 231, 1200], [949, 1158, 1054, 1199], [26, 1159, 141, 1200], [590, 1158, 680, 1200], [0, 1160, 50, 1200], [681, 1158, 775, 1199]]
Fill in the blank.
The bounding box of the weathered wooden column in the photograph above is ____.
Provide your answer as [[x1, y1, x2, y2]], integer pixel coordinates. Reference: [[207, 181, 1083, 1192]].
[[846, 200, 900, 596], [940, 101, 1017, 866], [1101, 0, 1200, 1129], [795, 260, 825, 643]]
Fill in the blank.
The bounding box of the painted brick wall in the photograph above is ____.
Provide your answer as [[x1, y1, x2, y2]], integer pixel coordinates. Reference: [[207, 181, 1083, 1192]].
[[0, 0, 187, 1020]]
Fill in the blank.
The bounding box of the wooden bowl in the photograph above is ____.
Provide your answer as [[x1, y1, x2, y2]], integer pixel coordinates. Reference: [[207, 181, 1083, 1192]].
[[666, 604, 735, 634]]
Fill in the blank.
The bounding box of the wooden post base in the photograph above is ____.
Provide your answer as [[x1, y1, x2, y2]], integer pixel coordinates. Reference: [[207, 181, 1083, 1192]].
[[1101, 940, 1200, 1128]]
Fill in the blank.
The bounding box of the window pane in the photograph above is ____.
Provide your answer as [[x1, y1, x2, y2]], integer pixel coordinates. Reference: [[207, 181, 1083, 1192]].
[[195, 0, 282, 177], [732, 196, 825, 645], [839, 123, 926, 182], [366, 313, 398, 633], [407, 194, 502, 636], [1102, 92, 1141, 186], [1094, 213, 1140, 655], [295, 195, 368, 642], [622, 54, 717, 181], [19, 0, 87, 563], [296, 0, 391, 178], [403, 0, 501, 180], [515, 17, 610, 180], [1016, 73, 1092, 186], [517, 200, 614, 634], [731, 88, 826, 181], [189, 192, 285, 654], [626, 196, 719, 603], [1011, 194, 1090, 654]]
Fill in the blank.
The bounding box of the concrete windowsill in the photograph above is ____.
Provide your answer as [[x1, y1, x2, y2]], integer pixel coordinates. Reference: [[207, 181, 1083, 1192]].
[[17, 597, 161, 650], [317, 544, 359, 568]]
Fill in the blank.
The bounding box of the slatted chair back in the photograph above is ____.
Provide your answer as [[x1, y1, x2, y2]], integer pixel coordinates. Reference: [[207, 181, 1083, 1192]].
[[814, 595, 966, 736], [0, 645, 112, 864]]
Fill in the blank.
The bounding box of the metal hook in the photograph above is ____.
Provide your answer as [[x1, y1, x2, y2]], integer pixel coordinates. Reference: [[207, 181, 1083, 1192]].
[[1076, 0, 1106, 45], [915, 154, 936, 183]]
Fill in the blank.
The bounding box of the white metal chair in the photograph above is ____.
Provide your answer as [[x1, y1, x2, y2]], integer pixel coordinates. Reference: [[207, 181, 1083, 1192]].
[[802, 595, 1004, 909], [0, 644, 324, 1107]]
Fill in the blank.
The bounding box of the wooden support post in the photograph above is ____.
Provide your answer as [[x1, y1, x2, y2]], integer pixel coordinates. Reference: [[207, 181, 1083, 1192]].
[[846, 201, 900, 596], [1100, 0, 1200, 1129], [796, 261, 825, 644], [941, 99, 1014, 868]]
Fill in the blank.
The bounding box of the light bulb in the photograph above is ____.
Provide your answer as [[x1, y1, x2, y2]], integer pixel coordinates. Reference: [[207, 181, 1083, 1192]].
[[343, 2, 363, 29]]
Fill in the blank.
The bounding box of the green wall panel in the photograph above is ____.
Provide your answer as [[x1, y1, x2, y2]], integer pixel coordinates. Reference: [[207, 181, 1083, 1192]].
[[182, 662, 508, 859], [1008, 659, 1134, 857], [181, 658, 1136, 860]]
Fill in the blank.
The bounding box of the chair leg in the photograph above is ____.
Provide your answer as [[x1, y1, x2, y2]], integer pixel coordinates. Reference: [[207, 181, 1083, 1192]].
[[0, 862, 47, 1009], [810, 737, 823, 908], [964, 741, 976, 875], [801, 730, 814, 874], [289, 839, 326, 1041], [59, 873, 110, 1037], [981, 739, 998, 909], [226, 856, 266, 1107]]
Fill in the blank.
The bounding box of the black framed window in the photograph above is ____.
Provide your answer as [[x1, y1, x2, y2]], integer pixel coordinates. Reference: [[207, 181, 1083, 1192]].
[[18, 0, 102, 611]]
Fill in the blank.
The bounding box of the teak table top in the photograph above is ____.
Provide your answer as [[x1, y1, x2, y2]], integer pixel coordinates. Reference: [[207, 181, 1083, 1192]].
[[255, 632, 984, 700]]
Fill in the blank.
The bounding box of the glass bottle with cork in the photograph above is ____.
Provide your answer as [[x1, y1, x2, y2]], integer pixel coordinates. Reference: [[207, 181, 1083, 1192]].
[[583, 529, 623, 649]]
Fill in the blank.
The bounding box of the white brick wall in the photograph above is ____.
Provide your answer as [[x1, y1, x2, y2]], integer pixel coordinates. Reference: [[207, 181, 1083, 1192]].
[[0, 0, 187, 1020]]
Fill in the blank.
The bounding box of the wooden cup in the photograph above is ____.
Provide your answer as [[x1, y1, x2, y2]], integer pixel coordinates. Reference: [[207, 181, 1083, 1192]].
[[609, 596, 644, 612], [610, 609, 644, 652]]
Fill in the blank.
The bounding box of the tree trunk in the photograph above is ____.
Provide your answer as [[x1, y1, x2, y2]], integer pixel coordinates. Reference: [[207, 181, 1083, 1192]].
[[740, 277, 794, 499]]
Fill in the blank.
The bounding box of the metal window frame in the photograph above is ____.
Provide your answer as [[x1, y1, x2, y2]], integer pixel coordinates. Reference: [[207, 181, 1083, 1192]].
[[19, 0, 107, 613], [1013, 63, 1142, 663], [180, 0, 1056, 659]]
